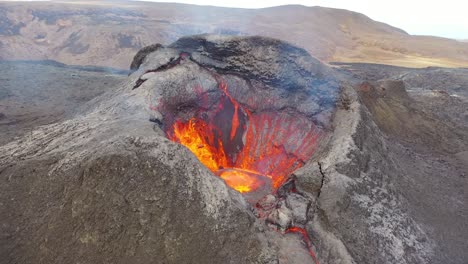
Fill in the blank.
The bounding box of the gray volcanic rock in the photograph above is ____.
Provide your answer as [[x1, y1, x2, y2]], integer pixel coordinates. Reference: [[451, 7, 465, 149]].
[[129, 43, 163, 71], [334, 64, 468, 246], [285, 193, 309, 226], [134, 34, 340, 127], [0, 134, 273, 263], [309, 86, 434, 264], [168, 35, 337, 95], [0, 61, 127, 145]]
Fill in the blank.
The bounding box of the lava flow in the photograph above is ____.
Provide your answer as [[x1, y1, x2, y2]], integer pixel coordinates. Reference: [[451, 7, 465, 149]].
[[286, 227, 320, 264], [166, 79, 321, 194]]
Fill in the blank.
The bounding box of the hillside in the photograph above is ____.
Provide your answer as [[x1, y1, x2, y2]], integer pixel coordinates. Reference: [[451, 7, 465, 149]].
[[1, 1, 468, 68], [0, 60, 126, 145]]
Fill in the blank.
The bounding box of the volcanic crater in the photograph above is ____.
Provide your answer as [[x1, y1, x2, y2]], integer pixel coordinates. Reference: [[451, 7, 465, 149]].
[[0, 35, 441, 264], [133, 35, 339, 200], [128, 35, 342, 262]]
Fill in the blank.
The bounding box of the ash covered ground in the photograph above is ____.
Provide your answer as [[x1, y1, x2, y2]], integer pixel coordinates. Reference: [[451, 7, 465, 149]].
[[0, 61, 127, 145], [0, 36, 467, 264], [334, 63, 468, 263]]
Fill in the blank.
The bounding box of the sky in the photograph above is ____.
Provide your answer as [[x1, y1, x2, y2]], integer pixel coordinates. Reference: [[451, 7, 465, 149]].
[[136, 0, 468, 39]]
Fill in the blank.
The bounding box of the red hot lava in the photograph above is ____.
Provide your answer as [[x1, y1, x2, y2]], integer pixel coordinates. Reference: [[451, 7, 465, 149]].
[[286, 227, 320, 264], [162, 78, 322, 263], [166, 79, 322, 194]]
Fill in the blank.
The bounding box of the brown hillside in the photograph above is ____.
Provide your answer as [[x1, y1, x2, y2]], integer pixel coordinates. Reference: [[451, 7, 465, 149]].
[[0, 1, 467, 68]]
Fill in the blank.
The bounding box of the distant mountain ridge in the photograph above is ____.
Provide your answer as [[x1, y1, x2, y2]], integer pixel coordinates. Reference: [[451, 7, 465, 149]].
[[0, 1, 467, 68]]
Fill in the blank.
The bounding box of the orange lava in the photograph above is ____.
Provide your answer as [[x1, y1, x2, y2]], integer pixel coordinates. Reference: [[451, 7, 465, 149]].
[[171, 118, 228, 172], [286, 226, 320, 264], [218, 169, 265, 193], [167, 79, 321, 193]]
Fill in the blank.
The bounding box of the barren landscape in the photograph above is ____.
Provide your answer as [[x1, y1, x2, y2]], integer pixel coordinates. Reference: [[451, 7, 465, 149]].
[[1, 1, 468, 68], [0, 2, 467, 264]]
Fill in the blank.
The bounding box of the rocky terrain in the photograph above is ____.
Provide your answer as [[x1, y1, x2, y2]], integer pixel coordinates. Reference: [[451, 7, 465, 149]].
[[1, 1, 468, 68], [0, 35, 466, 264], [336, 64, 468, 263], [0, 60, 127, 145]]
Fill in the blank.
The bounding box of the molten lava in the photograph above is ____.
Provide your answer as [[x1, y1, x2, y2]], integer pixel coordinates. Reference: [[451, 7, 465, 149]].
[[167, 79, 321, 193], [286, 227, 320, 264], [217, 168, 269, 193], [171, 118, 228, 173]]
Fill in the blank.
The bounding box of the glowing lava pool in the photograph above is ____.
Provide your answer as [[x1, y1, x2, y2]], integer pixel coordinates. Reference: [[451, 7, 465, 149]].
[[216, 168, 272, 193]]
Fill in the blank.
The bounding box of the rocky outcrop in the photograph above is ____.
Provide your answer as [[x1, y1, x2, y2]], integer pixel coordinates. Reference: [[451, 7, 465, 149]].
[[133, 34, 339, 125], [130, 43, 163, 72], [0, 132, 274, 263], [356, 80, 468, 154], [337, 65, 468, 264], [304, 85, 435, 263]]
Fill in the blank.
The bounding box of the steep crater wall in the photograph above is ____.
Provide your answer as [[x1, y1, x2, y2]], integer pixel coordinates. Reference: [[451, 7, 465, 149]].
[[132, 35, 339, 201]]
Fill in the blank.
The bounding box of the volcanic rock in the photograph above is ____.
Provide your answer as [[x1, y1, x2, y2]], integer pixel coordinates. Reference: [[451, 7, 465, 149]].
[[285, 193, 310, 226], [135, 34, 340, 124], [333, 63, 468, 264], [0, 61, 127, 145], [267, 201, 293, 231], [130, 43, 163, 72], [293, 161, 324, 197], [257, 194, 277, 210], [132, 35, 340, 206], [305, 85, 437, 264]]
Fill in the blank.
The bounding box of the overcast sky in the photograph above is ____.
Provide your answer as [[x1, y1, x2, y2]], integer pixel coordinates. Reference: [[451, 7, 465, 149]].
[[137, 0, 468, 39]]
